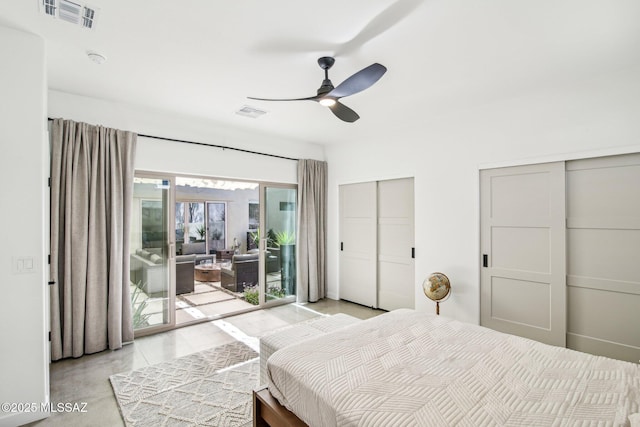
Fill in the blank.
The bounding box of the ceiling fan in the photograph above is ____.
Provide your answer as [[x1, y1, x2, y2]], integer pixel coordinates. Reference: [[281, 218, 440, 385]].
[[248, 57, 387, 123]]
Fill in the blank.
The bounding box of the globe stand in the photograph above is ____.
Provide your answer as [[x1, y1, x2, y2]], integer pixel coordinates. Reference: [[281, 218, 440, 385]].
[[434, 292, 451, 315]]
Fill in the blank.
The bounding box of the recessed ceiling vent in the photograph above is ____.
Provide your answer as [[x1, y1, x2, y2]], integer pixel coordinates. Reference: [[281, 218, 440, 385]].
[[236, 105, 267, 119], [40, 0, 99, 30]]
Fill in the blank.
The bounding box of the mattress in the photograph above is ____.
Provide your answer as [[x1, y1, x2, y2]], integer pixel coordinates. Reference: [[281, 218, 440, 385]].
[[259, 313, 361, 384], [266, 309, 640, 426]]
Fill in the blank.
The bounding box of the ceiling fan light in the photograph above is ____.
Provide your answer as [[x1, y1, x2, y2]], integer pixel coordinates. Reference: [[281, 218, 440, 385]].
[[319, 97, 336, 107]]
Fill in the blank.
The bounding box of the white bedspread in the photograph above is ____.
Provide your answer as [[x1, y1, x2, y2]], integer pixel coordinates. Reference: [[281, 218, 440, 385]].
[[266, 309, 640, 426]]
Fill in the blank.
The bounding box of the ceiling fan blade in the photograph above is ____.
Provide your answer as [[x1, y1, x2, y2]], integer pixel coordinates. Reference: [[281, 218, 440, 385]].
[[328, 63, 387, 99], [329, 101, 360, 123], [337, 0, 423, 56], [247, 95, 320, 102], [250, 0, 423, 56]]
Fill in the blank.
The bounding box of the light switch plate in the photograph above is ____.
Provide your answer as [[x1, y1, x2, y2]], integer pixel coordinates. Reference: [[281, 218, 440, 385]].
[[12, 256, 37, 274]]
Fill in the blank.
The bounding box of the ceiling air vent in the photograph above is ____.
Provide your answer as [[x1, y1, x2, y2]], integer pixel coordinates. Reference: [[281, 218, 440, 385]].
[[40, 0, 99, 30], [42, 0, 56, 16], [236, 105, 267, 119]]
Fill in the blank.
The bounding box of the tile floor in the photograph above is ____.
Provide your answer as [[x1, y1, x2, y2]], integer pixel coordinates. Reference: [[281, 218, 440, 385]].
[[175, 282, 255, 325], [174, 273, 285, 326], [24, 299, 385, 427]]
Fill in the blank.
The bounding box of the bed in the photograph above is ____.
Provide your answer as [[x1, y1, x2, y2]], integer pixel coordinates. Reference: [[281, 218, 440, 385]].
[[258, 309, 640, 426]]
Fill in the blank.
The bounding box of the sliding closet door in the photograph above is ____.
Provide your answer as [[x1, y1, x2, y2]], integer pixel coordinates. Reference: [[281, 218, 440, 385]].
[[339, 182, 377, 307], [480, 162, 566, 347], [377, 178, 415, 311], [566, 154, 640, 363]]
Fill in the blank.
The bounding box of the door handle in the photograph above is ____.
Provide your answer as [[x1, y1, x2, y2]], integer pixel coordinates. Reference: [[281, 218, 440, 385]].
[[340, 242, 344, 251], [483, 254, 488, 268], [411, 247, 415, 259]]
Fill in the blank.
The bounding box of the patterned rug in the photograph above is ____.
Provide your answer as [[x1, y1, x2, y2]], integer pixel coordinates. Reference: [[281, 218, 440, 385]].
[[110, 341, 259, 427]]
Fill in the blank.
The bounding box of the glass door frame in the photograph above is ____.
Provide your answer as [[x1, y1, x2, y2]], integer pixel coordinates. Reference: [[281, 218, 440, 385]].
[[131, 172, 299, 335], [258, 182, 298, 308], [133, 171, 177, 338], [206, 201, 228, 255]]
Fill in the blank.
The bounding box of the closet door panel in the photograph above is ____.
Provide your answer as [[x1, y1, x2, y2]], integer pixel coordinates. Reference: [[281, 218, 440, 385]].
[[491, 227, 550, 273], [378, 222, 412, 250], [566, 153, 640, 363], [490, 171, 553, 220], [567, 154, 640, 221], [377, 178, 415, 311], [490, 276, 550, 329], [480, 162, 566, 347], [567, 286, 640, 348], [339, 182, 377, 307], [568, 229, 640, 282]]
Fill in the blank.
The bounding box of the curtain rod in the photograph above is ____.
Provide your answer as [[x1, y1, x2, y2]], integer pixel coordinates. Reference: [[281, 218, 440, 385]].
[[47, 117, 299, 162]]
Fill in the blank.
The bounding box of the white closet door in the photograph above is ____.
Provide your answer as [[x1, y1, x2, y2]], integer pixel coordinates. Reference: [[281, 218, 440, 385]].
[[566, 154, 640, 363], [480, 162, 566, 347], [339, 182, 377, 307], [377, 178, 415, 311]]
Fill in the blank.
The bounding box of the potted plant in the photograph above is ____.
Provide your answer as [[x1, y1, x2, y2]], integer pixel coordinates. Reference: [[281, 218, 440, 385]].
[[249, 228, 260, 249], [275, 230, 296, 295], [195, 224, 206, 242], [249, 228, 277, 249], [267, 228, 277, 248]]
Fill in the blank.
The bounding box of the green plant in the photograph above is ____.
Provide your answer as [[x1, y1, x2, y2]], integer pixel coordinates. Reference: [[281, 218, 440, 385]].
[[275, 230, 295, 246], [249, 228, 260, 247], [195, 224, 206, 240], [250, 227, 278, 248], [131, 282, 152, 329], [267, 286, 286, 298], [244, 285, 259, 305], [267, 228, 277, 247]]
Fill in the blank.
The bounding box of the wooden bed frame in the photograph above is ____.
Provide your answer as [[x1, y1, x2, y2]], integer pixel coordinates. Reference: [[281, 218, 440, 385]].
[[253, 386, 307, 427]]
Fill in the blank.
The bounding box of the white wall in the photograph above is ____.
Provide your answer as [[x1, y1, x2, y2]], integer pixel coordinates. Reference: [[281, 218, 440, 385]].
[[326, 65, 640, 324], [48, 90, 324, 184], [0, 25, 49, 426]]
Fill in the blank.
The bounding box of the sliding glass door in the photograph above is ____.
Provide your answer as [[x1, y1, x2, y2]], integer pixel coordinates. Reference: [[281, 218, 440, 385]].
[[261, 184, 297, 304], [207, 202, 226, 253], [175, 201, 227, 256], [129, 173, 298, 333], [174, 178, 259, 324], [130, 175, 175, 334]]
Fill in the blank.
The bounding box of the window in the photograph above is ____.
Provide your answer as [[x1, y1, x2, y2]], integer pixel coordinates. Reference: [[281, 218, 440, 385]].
[[248, 201, 259, 230]]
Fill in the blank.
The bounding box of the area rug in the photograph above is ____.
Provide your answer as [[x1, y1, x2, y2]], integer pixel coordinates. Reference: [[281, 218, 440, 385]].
[[110, 341, 259, 427]]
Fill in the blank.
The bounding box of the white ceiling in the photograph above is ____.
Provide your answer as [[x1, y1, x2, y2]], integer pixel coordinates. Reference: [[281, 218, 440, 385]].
[[1, 0, 639, 146]]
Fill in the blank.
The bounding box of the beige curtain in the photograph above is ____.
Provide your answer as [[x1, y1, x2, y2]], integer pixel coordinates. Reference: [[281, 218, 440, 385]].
[[297, 159, 327, 302], [49, 118, 137, 361]]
